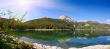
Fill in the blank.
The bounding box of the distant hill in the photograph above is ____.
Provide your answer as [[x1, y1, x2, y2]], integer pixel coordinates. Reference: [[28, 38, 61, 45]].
[[75, 21, 110, 30], [0, 17, 110, 30], [24, 18, 74, 29]]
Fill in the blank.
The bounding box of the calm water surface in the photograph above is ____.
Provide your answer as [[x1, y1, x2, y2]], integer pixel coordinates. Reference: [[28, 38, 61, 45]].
[[7, 30, 110, 48]]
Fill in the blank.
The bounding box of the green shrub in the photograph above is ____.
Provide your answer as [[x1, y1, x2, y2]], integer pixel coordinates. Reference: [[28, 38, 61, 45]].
[[0, 33, 33, 49]]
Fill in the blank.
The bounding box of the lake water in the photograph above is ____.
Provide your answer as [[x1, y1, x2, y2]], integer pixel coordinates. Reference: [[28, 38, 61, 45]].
[[7, 30, 110, 48]]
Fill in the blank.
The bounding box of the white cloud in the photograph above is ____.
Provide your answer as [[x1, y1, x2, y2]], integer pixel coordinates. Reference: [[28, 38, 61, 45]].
[[77, 20, 88, 22], [107, 19, 110, 22]]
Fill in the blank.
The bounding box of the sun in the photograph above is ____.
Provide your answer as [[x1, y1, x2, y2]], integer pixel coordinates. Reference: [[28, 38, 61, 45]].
[[20, 0, 30, 6], [15, 0, 35, 11], [17, 0, 32, 6], [11, 0, 54, 11]]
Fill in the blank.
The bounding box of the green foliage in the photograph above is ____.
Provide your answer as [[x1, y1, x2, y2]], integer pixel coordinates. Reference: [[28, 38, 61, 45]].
[[0, 32, 33, 49]]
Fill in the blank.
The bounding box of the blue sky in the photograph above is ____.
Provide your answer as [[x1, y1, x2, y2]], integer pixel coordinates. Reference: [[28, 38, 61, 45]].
[[0, 0, 110, 24]]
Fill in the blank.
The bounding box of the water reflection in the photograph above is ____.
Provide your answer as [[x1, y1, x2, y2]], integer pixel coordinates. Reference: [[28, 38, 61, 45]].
[[66, 36, 110, 47], [8, 30, 110, 48], [20, 36, 110, 48]]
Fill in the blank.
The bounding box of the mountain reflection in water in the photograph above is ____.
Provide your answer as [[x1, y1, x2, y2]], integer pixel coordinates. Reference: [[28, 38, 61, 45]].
[[7, 30, 110, 48]]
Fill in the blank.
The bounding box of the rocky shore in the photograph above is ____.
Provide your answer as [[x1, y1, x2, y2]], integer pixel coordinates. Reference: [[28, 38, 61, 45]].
[[33, 43, 110, 49], [33, 43, 63, 49], [69, 45, 110, 49]]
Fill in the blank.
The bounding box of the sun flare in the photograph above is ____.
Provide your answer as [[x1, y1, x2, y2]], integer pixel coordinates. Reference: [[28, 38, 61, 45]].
[[0, 0, 55, 12], [16, 0, 35, 9], [19, 0, 30, 6], [14, 0, 52, 10]]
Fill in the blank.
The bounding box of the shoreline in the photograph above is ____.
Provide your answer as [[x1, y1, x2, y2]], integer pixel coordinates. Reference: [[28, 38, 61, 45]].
[[32, 43, 110, 49], [69, 45, 110, 49]]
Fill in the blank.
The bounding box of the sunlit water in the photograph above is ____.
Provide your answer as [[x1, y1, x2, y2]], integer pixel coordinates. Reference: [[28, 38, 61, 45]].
[[7, 30, 110, 48]]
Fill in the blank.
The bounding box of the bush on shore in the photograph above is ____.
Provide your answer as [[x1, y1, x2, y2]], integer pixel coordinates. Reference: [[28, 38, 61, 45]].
[[0, 32, 33, 49]]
